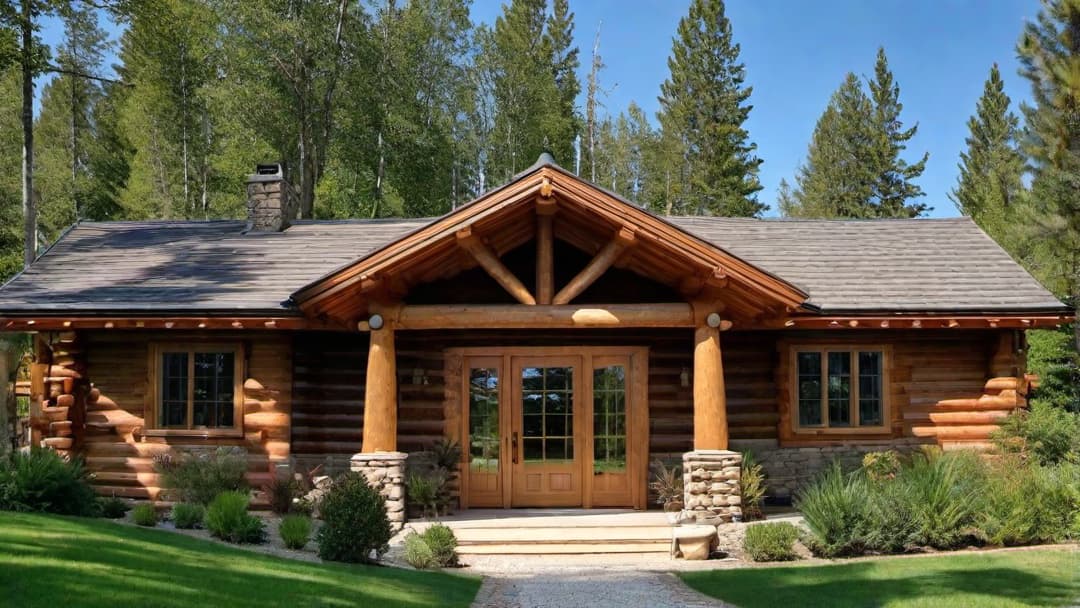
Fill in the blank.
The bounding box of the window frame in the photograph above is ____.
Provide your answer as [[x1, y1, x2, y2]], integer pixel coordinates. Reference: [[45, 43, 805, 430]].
[[788, 344, 890, 435], [145, 342, 245, 437]]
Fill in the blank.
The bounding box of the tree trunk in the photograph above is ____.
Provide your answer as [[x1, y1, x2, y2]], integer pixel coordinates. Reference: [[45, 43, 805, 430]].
[[21, 0, 36, 268]]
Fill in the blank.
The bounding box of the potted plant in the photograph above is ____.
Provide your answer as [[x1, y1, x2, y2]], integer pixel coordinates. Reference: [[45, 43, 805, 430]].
[[649, 460, 685, 524]]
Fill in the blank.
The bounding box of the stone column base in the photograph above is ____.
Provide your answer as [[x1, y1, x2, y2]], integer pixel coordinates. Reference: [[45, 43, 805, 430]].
[[683, 450, 742, 523], [350, 452, 407, 531]]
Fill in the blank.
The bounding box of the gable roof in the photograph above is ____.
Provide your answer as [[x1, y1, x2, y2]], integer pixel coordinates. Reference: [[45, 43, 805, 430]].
[[0, 157, 1068, 320]]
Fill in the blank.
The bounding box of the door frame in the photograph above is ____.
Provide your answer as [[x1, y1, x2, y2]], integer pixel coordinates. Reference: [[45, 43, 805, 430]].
[[452, 346, 649, 510]]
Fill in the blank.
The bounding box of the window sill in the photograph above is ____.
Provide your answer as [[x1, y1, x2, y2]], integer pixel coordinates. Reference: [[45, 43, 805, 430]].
[[791, 426, 891, 436], [142, 428, 245, 439]]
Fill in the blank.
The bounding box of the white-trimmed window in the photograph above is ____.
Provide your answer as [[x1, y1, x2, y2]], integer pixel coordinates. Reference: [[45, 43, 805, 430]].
[[148, 343, 243, 435], [792, 346, 888, 432]]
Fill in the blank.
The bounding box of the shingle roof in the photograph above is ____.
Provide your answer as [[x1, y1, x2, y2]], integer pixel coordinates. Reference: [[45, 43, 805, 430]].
[[0, 215, 1067, 316]]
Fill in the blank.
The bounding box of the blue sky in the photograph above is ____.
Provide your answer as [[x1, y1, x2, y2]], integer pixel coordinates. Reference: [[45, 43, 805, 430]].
[[39, 1, 1040, 218]]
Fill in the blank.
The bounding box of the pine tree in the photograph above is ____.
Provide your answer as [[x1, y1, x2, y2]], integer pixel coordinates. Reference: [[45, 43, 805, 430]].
[[657, 0, 763, 216], [0, 69, 24, 280], [783, 50, 929, 219], [1018, 0, 1080, 359], [545, 0, 580, 166], [949, 64, 1026, 251], [866, 47, 929, 217], [786, 73, 875, 218]]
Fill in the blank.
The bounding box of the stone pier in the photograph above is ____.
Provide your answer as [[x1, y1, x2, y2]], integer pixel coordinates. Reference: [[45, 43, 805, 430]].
[[683, 450, 742, 523]]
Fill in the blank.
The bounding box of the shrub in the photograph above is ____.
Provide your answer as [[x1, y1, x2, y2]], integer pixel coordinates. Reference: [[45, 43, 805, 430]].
[[1026, 327, 1080, 413], [980, 457, 1080, 546], [171, 503, 205, 529], [795, 462, 871, 557], [863, 478, 919, 553], [264, 476, 300, 515], [740, 451, 766, 521], [205, 491, 266, 544], [743, 522, 800, 562], [862, 451, 902, 481], [402, 524, 459, 569], [403, 532, 436, 569], [0, 448, 99, 516], [279, 514, 312, 550], [315, 472, 392, 563], [901, 450, 984, 549], [406, 472, 442, 518], [648, 459, 683, 507], [132, 503, 158, 527], [98, 496, 130, 519], [154, 447, 249, 505], [994, 400, 1080, 465]]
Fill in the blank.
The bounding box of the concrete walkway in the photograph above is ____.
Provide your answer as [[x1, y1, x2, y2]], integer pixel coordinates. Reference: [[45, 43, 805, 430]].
[[469, 567, 730, 608]]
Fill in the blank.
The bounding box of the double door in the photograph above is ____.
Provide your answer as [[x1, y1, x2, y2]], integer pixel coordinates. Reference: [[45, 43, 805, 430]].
[[460, 347, 647, 509]]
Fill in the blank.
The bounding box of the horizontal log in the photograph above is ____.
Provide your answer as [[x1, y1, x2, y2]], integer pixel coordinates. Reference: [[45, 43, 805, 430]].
[[910, 424, 999, 440], [985, 377, 1022, 392], [42, 437, 73, 450], [928, 410, 1010, 425], [395, 303, 696, 329]]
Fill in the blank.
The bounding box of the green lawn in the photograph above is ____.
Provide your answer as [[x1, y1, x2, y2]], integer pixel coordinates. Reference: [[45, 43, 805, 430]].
[[681, 548, 1080, 608], [0, 512, 480, 608]]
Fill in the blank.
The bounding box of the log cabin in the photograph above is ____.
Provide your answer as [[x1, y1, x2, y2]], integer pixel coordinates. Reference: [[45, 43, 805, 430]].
[[0, 155, 1071, 524]]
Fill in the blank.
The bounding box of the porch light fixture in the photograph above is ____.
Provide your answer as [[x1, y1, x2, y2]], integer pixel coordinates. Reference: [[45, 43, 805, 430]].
[[680, 367, 690, 388], [369, 313, 385, 330], [705, 312, 723, 328], [412, 367, 427, 385]]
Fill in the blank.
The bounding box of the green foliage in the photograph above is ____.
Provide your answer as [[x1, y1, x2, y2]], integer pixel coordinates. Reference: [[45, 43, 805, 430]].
[[131, 503, 158, 527], [993, 400, 1080, 464], [657, 0, 763, 217], [899, 450, 984, 549], [1027, 327, 1080, 414], [171, 503, 205, 530], [263, 476, 300, 516], [949, 64, 1027, 253], [739, 451, 766, 521], [205, 491, 266, 544], [403, 524, 459, 569], [406, 472, 442, 519], [783, 48, 929, 219], [862, 451, 901, 481], [403, 531, 437, 569], [795, 462, 870, 557], [278, 514, 312, 550], [648, 459, 683, 506], [743, 522, 800, 562], [153, 447, 249, 505], [315, 472, 392, 563], [97, 496, 130, 519], [980, 456, 1080, 545], [0, 448, 99, 516]]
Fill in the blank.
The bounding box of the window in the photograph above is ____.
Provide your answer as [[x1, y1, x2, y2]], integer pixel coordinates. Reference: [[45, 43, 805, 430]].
[[793, 347, 886, 432], [150, 344, 243, 434]]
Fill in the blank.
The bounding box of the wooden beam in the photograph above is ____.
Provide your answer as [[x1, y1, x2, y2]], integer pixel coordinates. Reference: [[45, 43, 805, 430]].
[[552, 227, 636, 305], [361, 316, 398, 453], [764, 315, 1069, 330], [394, 303, 694, 330], [456, 228, 536, 306], [693, 323, 728, 451], [536, 214, 555, 305], [0, 316, 340, 332]]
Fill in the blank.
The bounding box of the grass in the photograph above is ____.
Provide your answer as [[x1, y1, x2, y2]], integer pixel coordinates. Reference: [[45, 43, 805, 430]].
[[681, 548, 1080, 608], [0, 512, 480, 608]]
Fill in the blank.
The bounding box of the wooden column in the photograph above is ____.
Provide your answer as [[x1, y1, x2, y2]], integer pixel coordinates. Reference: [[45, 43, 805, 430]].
[[536, 211, 555, 305], [361, 316, 398, 453], [693, 316, 729, 451]]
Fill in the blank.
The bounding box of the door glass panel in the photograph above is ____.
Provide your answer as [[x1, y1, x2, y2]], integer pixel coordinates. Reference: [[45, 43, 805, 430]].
[[520, 366, 574, 464], [593, 365, 627, 474], [468, 368, 499, 474]]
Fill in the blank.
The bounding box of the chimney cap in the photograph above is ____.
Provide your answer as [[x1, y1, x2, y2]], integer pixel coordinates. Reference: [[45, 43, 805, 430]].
[[248, 162, 285, 183]]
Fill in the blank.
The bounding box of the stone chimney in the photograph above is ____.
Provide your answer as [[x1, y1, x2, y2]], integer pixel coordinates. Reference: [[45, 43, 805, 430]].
[[245, 163, 298, 232]]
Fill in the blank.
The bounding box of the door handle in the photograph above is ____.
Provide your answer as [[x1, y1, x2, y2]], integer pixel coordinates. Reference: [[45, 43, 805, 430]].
[[511, 432, 519, 465]]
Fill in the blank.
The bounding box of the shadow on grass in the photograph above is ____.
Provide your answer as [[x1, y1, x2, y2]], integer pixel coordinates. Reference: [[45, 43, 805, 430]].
[[0, 512, 480, 608], [681, 550, 1080, 608]]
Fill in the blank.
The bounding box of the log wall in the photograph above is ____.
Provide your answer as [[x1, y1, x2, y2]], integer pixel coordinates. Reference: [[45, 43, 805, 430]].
[[79, 331, 292, 502]]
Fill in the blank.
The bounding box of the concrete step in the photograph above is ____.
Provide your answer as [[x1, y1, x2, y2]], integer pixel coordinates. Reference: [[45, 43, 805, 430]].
[[456, 542, 669, 555], [452, 525, 673, 545]]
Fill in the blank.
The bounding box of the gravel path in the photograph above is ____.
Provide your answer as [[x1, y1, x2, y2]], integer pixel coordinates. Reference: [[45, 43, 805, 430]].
[[469, 565, 732, 608]]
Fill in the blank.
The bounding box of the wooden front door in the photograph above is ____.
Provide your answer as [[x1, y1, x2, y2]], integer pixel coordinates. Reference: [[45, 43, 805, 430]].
[[459, 347, 648, 510], [510, 356, 582, 507]]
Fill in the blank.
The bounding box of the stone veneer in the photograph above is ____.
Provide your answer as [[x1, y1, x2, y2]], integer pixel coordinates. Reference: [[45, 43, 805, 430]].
[[683, 450, 743, 523], [731, 438, 929, 500], [350, 452, 407, 531]]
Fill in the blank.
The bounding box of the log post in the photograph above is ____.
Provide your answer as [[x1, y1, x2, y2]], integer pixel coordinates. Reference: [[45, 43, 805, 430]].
[[536, 207, 555, 305], [692, 309, 728, 451], [361, 310, 398, 453]]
